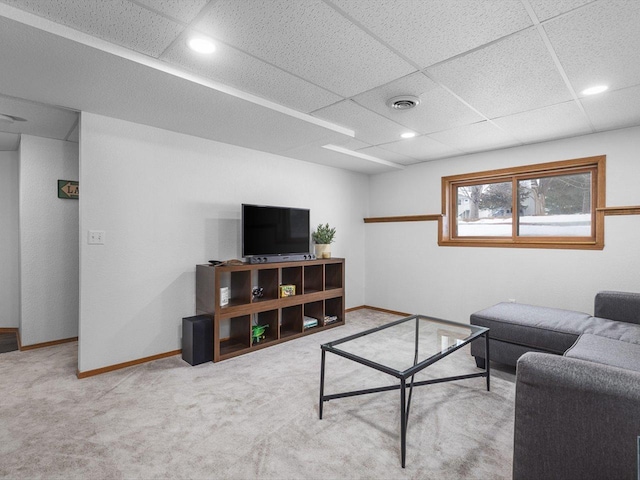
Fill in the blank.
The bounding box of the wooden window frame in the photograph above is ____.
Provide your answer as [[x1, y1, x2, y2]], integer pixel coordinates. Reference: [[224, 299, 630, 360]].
[[439, 155, 606, 250]]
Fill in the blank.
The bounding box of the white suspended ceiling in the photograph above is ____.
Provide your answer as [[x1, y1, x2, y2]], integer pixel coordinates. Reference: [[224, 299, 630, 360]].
[[0, 0, 639, 174]]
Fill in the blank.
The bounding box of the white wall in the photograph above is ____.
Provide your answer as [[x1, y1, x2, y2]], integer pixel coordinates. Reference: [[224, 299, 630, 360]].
[[19, 135, 79, 345], [78, 112, 368, 373], [0, 151, 20, 328], [366, 126, 640, 322]]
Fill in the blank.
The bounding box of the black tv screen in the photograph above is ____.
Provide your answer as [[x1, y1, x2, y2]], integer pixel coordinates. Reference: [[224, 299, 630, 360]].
[[242, 204, 310, 257]]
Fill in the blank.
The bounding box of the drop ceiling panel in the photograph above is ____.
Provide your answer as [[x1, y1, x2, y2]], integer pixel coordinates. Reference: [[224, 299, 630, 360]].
[[2, 1, 640, 172], [134, 0, 209, 23], [582, 85, 640, 132], [4, 0, 184, 57], [329, 0, 532, 68], [428, 121, 521, 153], [0, 15, 352, 157], [376, 135, 465, 162], [161, 35, 342, 113], [313, 100, 409, 145], [0, 131, 20, 150], [527, 0, 595, 21], [544, 0, 640, 93], [427, 28, 572, 119], [194, 0, 415, 97], [353, 72, 484, 135], [492, 101, 592, 143], [0, 95, 78, 140]]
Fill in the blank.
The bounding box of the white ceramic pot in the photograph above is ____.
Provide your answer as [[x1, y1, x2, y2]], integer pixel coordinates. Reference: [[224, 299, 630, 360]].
[[314, 244, 331, 259]]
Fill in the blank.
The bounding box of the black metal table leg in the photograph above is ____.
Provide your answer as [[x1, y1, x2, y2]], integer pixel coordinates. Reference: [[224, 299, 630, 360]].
[[319, 348, 326, 419], [485, 331, 491, 391], [400, 378, 407, 468]]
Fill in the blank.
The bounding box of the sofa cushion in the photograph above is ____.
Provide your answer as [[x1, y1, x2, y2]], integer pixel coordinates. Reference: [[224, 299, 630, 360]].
[[565, 333, 640, 372], [584, 316, 640, 345], [471, 303, 592, 354]]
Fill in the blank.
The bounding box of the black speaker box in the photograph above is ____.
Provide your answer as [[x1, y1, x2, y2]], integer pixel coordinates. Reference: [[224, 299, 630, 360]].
[[182, 315, 213, 366]]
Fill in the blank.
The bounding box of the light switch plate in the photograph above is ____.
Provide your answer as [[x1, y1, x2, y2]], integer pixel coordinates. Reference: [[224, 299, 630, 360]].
[[88, 230, 105, 245]]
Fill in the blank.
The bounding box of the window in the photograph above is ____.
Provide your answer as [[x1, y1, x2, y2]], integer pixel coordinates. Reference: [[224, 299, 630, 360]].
[[439, 156, 605, 249]]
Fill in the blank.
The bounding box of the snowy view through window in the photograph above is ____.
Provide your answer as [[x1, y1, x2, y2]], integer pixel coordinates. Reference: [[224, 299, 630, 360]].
[[456, 172, 592, 237]]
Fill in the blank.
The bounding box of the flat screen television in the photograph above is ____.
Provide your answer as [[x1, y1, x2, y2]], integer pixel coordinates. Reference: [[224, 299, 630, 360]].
[[242, 204, 311, 259]]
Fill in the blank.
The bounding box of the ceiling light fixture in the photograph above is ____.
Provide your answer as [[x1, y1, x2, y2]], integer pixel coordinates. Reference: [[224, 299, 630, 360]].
[[188, 37, 216, 54], [581, 85, 608, 96], [401, 132, 416, 139], [387, 95, 420, 110], [322, 144, 404, 169]]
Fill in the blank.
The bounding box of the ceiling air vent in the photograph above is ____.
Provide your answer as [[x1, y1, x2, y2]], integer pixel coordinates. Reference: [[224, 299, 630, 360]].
[[387, 95, 420, 110]]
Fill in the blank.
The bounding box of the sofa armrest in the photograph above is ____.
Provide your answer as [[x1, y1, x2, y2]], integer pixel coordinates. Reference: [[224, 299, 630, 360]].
[[594, 290, 640, 325], [513, 352, 640, 480]]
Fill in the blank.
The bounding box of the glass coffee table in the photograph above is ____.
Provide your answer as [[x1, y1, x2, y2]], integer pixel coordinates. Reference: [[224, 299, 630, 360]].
[[319, 314, 490, 468]]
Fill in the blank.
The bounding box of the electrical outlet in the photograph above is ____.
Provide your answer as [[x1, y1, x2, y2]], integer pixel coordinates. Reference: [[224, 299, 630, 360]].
[[508, 298, 516, 303], [88, 230, 105, 245]]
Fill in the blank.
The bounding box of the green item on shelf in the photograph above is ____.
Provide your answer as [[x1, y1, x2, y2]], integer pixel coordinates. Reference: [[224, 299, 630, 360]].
[[252, 324, 269, 343]]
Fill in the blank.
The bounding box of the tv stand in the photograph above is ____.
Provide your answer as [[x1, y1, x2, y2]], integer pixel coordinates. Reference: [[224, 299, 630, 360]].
[[196, 258, 345, 362], [247, 254, 316, 264]]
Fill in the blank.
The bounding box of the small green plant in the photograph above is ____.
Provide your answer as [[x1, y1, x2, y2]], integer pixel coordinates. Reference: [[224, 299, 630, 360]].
[[312, 223, 336, 244]]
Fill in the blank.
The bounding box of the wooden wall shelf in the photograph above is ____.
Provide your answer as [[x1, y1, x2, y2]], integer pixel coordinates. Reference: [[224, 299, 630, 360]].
[[363, 214, 442, 223], [597, 206, 640, 216]]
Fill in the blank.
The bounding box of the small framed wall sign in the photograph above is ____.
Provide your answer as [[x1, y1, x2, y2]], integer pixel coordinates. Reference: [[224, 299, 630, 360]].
[[58, 180, 79, 199]]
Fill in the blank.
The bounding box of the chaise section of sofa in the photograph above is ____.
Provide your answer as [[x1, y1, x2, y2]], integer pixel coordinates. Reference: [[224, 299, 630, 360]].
[[469, 303, 592, 367]]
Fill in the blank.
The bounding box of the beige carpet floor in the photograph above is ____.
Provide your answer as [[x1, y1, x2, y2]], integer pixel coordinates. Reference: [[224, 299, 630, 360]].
[[0, 309, 515, 479]]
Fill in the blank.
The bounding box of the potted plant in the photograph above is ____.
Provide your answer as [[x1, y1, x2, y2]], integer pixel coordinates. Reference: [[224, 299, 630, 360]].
[[312, 223, 336, 259]]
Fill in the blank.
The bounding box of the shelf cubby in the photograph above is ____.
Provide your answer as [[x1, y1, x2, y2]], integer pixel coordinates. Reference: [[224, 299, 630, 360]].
[[304, 301, 323, 331], [281, 266, 302, 296], [325, 262, 343, 290], [216, 269, 253, 307], [254, 268, 279, 302], [324, 297, 343, 326], [220, 315, 251, 356], [303, 264, 323, 293], [253, 310, 278, 345], [281, 304, 303, 338]]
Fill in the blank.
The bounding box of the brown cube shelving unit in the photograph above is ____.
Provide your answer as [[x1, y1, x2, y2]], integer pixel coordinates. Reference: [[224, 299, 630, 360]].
[[196, 258, 345, 362]]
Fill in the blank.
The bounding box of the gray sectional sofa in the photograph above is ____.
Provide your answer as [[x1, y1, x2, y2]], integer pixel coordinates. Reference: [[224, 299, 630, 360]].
[[471, 291, 640, 480], [470, 291, 640, 368]]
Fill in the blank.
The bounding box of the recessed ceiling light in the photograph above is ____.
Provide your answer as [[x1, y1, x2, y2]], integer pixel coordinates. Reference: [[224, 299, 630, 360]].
[[401, 132, 416, 139], [581, 85, 608, 96], [188, 37, 216, 54]]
